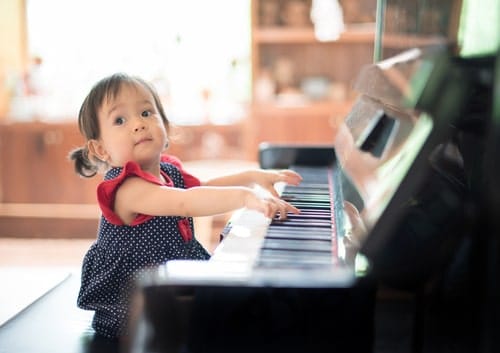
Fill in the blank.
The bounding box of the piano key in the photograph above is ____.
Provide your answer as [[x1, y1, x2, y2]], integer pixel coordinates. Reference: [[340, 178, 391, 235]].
[[267, 224, 332, 232], [261, 238, 331, 252], [267, 231, 332, 239], [257, 249, 333, 266], [265, 232, 332, 241], [285, 208, 331, 214], [286, 202, 331, 210], [271, 221, 331, 228]]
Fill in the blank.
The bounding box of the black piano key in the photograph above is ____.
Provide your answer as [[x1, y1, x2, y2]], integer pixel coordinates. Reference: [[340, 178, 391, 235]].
[[282, 214, 331, 222], [271, 221, 331, 228], [284, 201, 330, 207], [275, 215, 332, 222], [288, 188, 328, 192], [288, 209, 331, 215], [282, 191, 330, 197], [267, 225, 332, 233], [287, 208, 331, 213], [287, 203, 331, 210], [267, 224, 332, 236]]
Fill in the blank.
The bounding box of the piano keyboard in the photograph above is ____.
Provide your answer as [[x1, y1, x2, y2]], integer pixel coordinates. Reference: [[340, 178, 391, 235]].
[[159, 165, 353, 288], [213, 166, 344, 272], [256, 166, 339, 269]]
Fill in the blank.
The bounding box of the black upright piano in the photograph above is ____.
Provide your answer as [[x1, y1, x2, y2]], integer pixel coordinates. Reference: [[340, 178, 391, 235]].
[[127, 1, 500, 352]]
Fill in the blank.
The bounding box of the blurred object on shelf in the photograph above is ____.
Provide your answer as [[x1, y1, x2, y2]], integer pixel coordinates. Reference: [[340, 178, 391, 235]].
[[200, 131, 226, 159], [259, 0, 280, 26], [281, 0, 312, 27], [300, 76, 331, 100], [254, 68, 276, 102], [273, 57, 297, 94], [420, 8, 444, 35], [329, 81, 347, 102], [384, 4, 409, 33], [310, 0, 345, 41], [275, 88, 308, 107], [339, 0, 376, 24], [7, 55, 50, 122], [23, 56, 46, 96]]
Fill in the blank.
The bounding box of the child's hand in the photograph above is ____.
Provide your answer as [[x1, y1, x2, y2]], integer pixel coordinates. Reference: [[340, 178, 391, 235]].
[[255, 169, 303, 198], [245, 191, 300, 220]]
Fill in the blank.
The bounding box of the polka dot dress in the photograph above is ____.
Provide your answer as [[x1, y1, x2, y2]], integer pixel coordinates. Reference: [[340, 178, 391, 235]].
[[77, 160, 211, 338]]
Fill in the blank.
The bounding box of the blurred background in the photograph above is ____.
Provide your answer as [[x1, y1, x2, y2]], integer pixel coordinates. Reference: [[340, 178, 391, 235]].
[[1, 0, 495, 257], [0, 0, 377, 246]]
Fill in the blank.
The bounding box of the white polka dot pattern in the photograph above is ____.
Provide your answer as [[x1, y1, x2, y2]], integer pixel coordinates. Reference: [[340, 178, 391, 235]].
[[77, 162, 210, 338]]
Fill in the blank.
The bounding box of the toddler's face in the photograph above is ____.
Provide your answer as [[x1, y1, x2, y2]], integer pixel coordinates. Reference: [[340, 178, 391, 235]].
[[90, 83, 168, 169]]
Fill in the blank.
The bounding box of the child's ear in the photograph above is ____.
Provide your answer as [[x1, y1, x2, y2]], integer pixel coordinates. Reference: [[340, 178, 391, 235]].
[[88, 139, 109, 162]]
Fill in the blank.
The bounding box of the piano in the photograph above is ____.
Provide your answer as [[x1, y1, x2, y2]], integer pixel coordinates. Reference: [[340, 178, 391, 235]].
[[125, 1, 499, 352], [124, 45, 498, 353]]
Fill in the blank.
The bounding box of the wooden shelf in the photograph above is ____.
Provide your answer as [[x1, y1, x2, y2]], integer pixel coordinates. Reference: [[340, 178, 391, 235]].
[[254, 25, 375, 44], [252, 100, 354, 117], [382, 33, 449, 48], [0, 203, 99, 219], [247, 0, 374, 161]]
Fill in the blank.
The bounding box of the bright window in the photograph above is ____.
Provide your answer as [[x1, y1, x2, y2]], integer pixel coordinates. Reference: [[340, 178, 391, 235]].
[[25, 0, 251, 124]]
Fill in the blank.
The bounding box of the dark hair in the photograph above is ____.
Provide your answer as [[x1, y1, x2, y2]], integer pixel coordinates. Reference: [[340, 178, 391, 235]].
[[69, 73, 170, 177]]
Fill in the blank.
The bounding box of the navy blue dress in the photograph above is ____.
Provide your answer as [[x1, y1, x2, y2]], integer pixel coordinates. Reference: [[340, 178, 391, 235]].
[[77, 157, 211, 338]]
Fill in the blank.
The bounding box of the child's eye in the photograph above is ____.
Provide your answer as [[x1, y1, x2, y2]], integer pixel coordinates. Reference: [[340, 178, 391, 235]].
[[114, 116, 125, 125], [141, 110, 152, 118]]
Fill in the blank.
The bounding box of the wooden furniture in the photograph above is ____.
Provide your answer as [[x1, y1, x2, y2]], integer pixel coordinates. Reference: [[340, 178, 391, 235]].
[[0, 121, 245, 238], [246, 0, 375, 159]]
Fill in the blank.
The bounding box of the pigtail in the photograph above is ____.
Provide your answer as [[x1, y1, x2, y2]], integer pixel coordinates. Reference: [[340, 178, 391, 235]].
[[69, 145, 99, 178]]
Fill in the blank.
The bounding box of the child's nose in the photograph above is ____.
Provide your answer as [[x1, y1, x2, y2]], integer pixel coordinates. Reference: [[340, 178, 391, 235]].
[[133, 117, 146, 132]]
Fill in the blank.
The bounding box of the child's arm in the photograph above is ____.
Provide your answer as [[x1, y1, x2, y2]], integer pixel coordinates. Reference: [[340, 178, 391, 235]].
[[201, 169, 303, 197], [114, 176, 300, 225]]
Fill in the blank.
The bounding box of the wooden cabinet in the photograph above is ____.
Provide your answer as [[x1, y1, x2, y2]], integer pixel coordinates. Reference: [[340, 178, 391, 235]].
[[0, 122, 99, 204], [0, 121, 245, 238], [0, 122, 245, 204], [247, 0, 375, 158], [0, 122, 100, 238]]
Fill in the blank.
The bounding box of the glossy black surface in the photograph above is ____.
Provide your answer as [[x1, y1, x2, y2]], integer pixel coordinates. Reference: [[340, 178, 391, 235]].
[[0, 273, 120, 353]]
